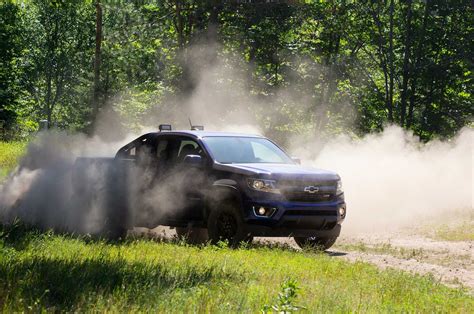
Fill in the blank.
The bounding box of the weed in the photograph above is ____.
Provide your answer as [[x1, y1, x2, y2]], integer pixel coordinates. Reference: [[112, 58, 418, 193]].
[[262, 278, 305, 313]]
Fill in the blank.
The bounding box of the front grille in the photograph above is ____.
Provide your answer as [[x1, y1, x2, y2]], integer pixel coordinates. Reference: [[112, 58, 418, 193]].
[[278, 180, 337, 203]]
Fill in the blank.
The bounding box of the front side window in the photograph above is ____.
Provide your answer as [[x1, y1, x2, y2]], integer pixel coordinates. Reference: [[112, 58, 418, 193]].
[[202, 137, 293, 164], [163, 138, 205, 163]]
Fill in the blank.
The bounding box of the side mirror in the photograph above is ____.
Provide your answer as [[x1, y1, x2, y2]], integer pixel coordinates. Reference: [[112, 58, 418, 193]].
[[183, 154, 203, 166], [291, 157, 301, 165]]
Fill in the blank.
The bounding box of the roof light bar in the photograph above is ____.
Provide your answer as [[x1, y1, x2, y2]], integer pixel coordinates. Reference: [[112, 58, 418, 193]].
[[159, 124, 172, 131]]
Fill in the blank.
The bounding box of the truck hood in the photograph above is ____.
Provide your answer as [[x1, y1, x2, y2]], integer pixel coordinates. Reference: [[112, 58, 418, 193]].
[[213, 162, 340, 181]]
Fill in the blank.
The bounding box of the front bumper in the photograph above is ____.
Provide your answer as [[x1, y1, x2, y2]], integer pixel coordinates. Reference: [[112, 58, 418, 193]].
[[242, 198, 346, 237]]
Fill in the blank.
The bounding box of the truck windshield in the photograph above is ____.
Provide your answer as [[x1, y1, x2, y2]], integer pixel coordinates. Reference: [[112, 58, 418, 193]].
[[203, 136, 293, 164]]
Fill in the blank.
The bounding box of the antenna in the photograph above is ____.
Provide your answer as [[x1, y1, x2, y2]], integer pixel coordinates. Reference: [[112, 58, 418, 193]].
[[188, 118, 204, 131]]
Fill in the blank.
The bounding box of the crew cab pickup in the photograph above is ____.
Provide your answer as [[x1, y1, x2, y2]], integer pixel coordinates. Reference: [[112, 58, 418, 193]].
[[73, 125, 346, 250]]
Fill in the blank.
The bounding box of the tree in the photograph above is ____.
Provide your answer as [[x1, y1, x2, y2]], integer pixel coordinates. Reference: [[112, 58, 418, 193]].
[[92, 0, 102, 121], [0, 3, 22, 138]]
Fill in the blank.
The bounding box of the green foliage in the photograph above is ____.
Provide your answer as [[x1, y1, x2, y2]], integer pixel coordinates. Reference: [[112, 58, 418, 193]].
[[0, 3, 22, 137], [0, 140, 26, 178], [262, 278, 305, 313], [0, 226, 473, 312], [0, 0, 472, 139]]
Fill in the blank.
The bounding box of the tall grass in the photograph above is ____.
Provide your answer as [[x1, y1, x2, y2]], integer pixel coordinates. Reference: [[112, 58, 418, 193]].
[[0, 141, 27, 178], [0, 225, 472, 312]]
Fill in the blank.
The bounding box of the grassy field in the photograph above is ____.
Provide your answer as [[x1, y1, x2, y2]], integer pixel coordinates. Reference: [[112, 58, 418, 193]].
[[0, 225, 473, 312], [0, 141, 27, 179], [416, 210, 474, 242], [431, 221, 474, 241]]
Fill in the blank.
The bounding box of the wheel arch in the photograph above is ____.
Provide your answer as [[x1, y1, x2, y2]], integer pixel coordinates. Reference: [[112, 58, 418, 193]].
[[203, 179, 243, 220]]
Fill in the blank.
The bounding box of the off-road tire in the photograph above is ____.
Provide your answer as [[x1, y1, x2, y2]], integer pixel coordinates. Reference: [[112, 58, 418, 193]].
[[294, 236, 337, 251], [102, 223, 127, 241], [207, 203, 250, 247], [175, 227, 209, 244]]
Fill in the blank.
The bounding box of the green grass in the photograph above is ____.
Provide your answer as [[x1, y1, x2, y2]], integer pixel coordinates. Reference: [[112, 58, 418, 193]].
[[416, 210, 474, 242], [0, 225, 472, 312], [432, 221, 474, 241], [0, 141, 27, 179]]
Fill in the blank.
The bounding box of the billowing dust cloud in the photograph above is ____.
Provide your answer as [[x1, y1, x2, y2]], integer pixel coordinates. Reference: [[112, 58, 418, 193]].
[[0, 132, 129, 234], [292, 126, 473, 234]]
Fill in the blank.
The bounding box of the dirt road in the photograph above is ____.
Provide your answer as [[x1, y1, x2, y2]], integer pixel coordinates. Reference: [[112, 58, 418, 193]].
[[140, 227, 474, 292], [332, 233, 474, 291]]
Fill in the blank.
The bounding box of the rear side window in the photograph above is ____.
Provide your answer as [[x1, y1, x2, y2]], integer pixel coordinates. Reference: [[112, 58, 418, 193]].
[[156, 140, 169, 161], [116, 134, 155, 160], [116, 143, 137, 159]]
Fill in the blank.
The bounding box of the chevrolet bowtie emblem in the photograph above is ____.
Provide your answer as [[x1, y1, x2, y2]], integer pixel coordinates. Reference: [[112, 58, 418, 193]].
[[303, 186, 319, 193]]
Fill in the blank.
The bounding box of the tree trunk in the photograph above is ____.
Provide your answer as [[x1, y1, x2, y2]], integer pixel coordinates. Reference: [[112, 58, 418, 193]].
[[175, 0, 184, 50], [407, 0, 430, 128], [371, 4, 391, 123], [388, 0, 394, 122], [208, 0, 219, 41], [92, 0, 102, 120], [45, 69, 52, 128], [399, 0, 413, 127]]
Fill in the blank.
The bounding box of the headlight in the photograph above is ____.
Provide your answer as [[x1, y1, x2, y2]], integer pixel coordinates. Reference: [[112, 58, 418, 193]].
[[247, 178, 280, 194], [336, 179, 343, 194]]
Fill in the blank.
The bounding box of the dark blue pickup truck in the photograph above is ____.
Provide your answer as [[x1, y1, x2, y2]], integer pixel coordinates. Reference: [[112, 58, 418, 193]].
[[74, 125, 346, 250]]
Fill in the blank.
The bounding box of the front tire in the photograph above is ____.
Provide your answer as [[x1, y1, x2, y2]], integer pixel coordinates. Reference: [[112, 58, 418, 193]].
[[294, 236, 337, 251], [207, 203, 250, 247]]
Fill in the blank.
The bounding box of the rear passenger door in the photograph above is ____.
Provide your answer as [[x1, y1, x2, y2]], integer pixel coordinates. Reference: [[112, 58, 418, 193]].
[[161, 136, 209, 223], [117, 134, 176, 228]]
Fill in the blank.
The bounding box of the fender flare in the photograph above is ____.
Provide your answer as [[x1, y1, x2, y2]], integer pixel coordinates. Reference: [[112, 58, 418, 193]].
[[203, 179, 243, 219]]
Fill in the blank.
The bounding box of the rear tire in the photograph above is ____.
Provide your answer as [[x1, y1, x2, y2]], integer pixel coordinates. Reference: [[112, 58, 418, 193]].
[[175, 227, 209, 244], [103, 224, 127, 241], [207, 203, 250, 247], [294, 236, 337, 251]]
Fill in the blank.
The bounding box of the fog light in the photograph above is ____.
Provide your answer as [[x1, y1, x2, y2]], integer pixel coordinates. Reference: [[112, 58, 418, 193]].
[[253, 206, 276, 217], [339, 206, 346, 217]]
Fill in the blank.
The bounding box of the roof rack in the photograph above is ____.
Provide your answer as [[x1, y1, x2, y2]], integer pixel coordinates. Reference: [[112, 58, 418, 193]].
[[159, 124, 172, 131]]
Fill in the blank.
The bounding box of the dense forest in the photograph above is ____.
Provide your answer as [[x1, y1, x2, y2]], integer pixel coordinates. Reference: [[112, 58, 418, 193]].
[[0, 0, 472, 142]]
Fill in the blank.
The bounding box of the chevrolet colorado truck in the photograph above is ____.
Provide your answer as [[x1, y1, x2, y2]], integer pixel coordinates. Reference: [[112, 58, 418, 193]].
[[73, 125, 346, 250]]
